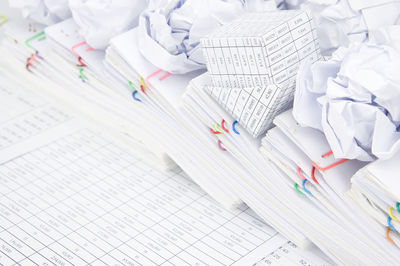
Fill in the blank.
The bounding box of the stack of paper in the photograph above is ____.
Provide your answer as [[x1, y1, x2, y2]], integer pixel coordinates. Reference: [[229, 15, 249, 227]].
[[2, 1, 400, 264], [1, 18, 175, 170], [0, 68, 333, 265], [349, 151, 400, 248], [181, 72, 399, 264]]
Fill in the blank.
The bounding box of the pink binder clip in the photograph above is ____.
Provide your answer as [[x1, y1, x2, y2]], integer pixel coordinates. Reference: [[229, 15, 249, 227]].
[[145, 69, 171, 88], [217, 140, 227, 151], [71, 41, 93, 55]]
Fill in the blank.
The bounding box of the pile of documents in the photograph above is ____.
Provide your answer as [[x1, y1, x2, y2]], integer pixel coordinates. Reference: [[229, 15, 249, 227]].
[[1, 0, 400, 264]]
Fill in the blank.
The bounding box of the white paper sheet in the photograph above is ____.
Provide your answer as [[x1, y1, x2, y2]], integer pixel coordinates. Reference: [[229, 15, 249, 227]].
[[0, 127, 331, 266]]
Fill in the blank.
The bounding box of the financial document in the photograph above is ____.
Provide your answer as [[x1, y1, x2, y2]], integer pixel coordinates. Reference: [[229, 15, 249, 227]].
[[0, 73, 331, 265]]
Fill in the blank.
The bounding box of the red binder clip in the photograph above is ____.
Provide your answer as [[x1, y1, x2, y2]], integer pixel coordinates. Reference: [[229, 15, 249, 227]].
[[312, 150, 348, 172], [210, 128, 222, 135], [26, 57, 33, 72], [310, 166, 319, 184], [145, 69, 171, 88], [77, 56, 86, 67], [210, 123, 223, 135], [221, 119, 229, 133]]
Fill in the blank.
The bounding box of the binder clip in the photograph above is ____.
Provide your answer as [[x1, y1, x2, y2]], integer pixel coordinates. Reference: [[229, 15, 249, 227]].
[[217, 140, 227, 151], [221, 119, 229, 133], [312, 150, 348, 172], [0, 15, 7, 26], [388, 216, 397, 232], [210, 123, 223, 135], [302, 179, 311, 195], [294, 183, 304, 195], [310, 166, 319, 184], [297, 167, 306, 180], [79, 68, 87, 82], [77, 56, 86, 67], [25, 31, 45, 50], [26, 57, 33, 72], [396, 202, 400, 214], [139, 77, 147, 95], [26, 53, 39, 72], [389, 207, 399, 222], [386, 228, 395, 244], [128, 81, 142, 102], [210, 128, 222, 135], [71, 41, 94, 55], [232, 121, 240, 135], [144, 69, 171, 88], [132, 91, 142, 102], [35, 51, 43, 60], [309, 150, 348, 185]]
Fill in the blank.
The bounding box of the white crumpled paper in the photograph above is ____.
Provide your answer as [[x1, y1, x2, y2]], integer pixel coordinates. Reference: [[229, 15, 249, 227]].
[[294, 26, 400, 161], [137, 0, 277, 74], [69, 0, 148, 50], [8, 0, 71, 25], [291, 0, 400, 56]]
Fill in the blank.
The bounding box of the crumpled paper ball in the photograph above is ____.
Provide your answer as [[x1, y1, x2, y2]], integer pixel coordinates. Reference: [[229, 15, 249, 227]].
[[69, 0, 148, 50], [294, 26, 400, 161], [8, 0, 71, 25]]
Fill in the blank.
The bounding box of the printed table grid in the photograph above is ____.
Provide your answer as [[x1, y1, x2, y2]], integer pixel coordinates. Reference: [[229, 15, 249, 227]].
[[0, 129, 282, 266]]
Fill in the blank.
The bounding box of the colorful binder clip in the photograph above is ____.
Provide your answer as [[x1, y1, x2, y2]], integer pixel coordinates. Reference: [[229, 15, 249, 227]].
[[386, 228, 395, 244], [294, 183, 304, 195], [232, 121, 240, 135], [0, 15, 7, 26], [139, 77, 147, 94], [210, 128, 222, 135], [302, 179, 311, 195], [79, 68, 88, 81], [71, 41, 93, 55], [144, 69, 170, 88], [210, 123, 223, 135], [25, 31, 45, 50], [221, 119, 229, 133], [396, 202, 400, 214], [35, 51, 43, 60], [312, 150, 348, 172], [297, 167, 306, 180], [310, 166, 319, 184], [128, 81, 142, 102], [217, 140, 227, 151], [388, 216, 397, 232], [132, 90, 142, 102], [389, 207, 399, 222], [26, 58, 33, 72], [77, 56, 86, 67]]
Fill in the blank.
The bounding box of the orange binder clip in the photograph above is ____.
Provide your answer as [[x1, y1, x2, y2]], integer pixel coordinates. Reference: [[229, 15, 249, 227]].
[[386, 228, 395, 244]]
